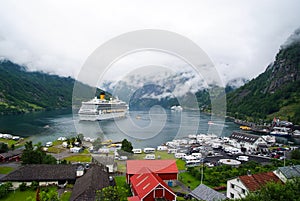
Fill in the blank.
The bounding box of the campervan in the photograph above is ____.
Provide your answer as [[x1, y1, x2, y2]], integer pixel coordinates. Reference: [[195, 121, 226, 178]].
[[144, 154, 155, 160], [143, 148, 155, 153]]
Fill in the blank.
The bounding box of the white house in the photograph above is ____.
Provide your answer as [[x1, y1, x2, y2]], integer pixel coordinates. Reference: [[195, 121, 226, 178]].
[[226, 172, 281, 199], [229, 132, 268, 154]]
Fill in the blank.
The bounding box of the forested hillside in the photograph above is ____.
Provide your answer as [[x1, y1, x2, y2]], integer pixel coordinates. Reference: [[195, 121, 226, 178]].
[[0, 60, 104, 115], [227, 29, 300, 124]]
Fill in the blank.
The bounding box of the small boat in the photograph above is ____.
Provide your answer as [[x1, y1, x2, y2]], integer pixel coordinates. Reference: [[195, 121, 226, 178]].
[[170, 105, 183, 111], [240, 126, 252, 131]]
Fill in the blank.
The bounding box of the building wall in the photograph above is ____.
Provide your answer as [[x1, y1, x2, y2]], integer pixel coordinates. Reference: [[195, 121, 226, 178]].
[[157, 173, 177, 181], [226, 178, 248, 199], [273, 170, 287, 183], [143, 187, 175, 201]]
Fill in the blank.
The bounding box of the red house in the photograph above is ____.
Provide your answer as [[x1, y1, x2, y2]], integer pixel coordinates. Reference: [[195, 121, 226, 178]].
[[126, 160, 178, 184], [128, 167, 176, 201]]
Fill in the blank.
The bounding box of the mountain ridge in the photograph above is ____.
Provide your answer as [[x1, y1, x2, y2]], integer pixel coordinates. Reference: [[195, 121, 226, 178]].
[[0, 60, 105, 115], [227, 28, 300, 124]]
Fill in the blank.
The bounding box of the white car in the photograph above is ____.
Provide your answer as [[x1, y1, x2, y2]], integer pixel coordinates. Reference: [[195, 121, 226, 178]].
[[205, 162, 215, 167], [236, 156, 249, 161]]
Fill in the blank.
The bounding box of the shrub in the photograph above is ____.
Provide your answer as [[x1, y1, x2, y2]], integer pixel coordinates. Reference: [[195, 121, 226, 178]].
[[19, 182, 27, 191]]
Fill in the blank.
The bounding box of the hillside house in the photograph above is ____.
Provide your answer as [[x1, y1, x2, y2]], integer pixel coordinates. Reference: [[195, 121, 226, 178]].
[[226, 172, 281, 199]]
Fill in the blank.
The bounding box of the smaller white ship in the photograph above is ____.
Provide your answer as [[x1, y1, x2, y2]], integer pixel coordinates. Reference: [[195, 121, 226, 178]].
[[170, 105, 183, 111]]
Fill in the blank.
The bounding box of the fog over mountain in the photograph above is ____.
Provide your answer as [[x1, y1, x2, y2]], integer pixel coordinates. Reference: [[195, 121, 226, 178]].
[[0, 1, 300, 87]]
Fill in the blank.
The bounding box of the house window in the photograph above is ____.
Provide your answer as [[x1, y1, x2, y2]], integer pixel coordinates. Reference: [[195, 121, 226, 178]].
[[242, 189, 246, 194], [230, 193, 234, 198], [231, 184, 234, 189]]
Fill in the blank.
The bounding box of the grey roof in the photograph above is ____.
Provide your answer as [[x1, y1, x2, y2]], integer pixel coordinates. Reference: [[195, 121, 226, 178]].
[[229, 132, 260, 143], [278, 165, 300, 179], [0, 149, 23, 158], [92, 154, 115, 166], [70, 164, 111, 201], [0, 164, 77, 182], [189, 184, 227, 201]]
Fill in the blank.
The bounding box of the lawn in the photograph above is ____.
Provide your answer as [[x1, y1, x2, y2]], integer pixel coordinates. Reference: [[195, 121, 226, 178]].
[[60, 191, 71, 201], [176, 159, 186, 170], [52, 140, 63, 146], [63, 155, 92, 163], [47, 146, 65, 154], [179, 172, 200, 190], [114, 176, 132, 198], [115, 176, 127, 187], [0, 189, 36, 201], [0, 138, 26, 149], [116, 162, 126, 173], [0, 166, 14, 174]]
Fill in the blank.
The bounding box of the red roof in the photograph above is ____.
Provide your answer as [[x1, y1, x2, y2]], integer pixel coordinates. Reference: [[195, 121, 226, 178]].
[[127, 196, 140, 201], [239, 172, 281, 191], [129, 167, 175, 200], [126, 160, 178, 175]]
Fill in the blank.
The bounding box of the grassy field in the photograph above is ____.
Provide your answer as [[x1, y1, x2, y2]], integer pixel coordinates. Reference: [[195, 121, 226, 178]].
[[0, 166, 14, 174], [0, 189, 36, 201], [47, 146, 65, 154], [179, 172, 200, 190], [0, 138, 26, 149], [63, 155, 92, 163], [115, 176, 127, 187], [176, 159, 186, 170], [60, 191, 71, 201]]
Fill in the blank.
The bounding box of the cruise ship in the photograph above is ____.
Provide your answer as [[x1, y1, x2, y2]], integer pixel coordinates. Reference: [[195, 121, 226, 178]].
[[78, 93, 129, 121]]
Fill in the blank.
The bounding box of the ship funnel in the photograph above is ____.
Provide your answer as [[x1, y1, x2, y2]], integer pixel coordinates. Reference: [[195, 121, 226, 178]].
[[100, 92, 105, 100]]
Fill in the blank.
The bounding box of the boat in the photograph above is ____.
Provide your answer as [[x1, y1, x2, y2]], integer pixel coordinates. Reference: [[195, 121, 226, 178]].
[[240, 126, 252, 131], [170, 105, 183, 111], [78, 93, 129, 121], [269, 127, 291, 137]]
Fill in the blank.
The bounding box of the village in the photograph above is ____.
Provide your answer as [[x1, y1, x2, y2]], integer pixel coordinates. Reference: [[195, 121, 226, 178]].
[[0, 128, 299, 201]]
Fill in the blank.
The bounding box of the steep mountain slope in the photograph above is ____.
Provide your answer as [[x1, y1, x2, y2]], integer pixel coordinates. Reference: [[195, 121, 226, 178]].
[[0, 60, 104, 114], [227, 29, 300, 123]]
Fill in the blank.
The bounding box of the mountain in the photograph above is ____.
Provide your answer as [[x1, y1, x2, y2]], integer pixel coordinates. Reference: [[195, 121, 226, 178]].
[[101, 69, 212, 110], [0, 60, 105, 115], [227, 28, 300, 123], [225, 78, 248, 93]]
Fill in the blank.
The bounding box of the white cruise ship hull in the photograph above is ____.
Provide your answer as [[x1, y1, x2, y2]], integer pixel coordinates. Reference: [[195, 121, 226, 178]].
[[79, 111, 127, 121]]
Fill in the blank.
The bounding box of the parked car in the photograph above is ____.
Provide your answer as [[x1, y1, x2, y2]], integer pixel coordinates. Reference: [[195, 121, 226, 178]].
[[236, 156, 249, 161]]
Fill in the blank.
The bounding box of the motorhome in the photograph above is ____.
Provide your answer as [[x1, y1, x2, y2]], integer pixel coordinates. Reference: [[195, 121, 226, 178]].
[[132, 149, 142, 154], [144, 154, 155, 160], [175, 153, 187, 159], [143, 148, 155, 153]]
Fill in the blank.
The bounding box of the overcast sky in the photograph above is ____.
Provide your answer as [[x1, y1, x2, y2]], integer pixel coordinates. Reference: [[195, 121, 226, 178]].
[[0, 0, 299, 85]]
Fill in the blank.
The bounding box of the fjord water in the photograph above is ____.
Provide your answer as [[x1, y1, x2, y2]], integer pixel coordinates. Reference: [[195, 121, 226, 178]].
[[0, 109, 239, 148]]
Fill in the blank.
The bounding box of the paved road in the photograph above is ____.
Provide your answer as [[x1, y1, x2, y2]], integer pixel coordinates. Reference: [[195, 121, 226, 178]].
[[204, 150, 272, 165]]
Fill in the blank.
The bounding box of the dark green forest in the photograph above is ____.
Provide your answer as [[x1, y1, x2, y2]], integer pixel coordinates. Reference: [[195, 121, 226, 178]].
[[0, 60, 105, 115], [226, 41, 300, 124]]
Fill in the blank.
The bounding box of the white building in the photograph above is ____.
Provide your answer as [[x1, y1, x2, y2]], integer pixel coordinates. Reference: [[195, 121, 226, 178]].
[[229, 132, 268, 154], [226, 172, 280, 199]]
